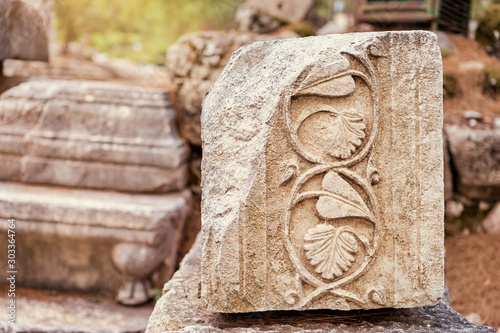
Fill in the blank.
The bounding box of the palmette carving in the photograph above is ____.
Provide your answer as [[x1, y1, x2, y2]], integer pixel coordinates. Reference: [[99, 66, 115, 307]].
[[282, 38, 385, 309], [304, 224, 358, 280]]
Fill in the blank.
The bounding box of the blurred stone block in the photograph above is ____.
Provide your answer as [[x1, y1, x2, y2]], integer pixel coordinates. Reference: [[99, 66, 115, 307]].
[[482, 202, 500, 234], [445, 124, 500, 200], [0, 181, 191, 304], [0, 0, 50, 62], [0, 80, 188, 193], [246, 0, 314, 23], [166, 31, 276, 146], [201, 32, 444, 312]]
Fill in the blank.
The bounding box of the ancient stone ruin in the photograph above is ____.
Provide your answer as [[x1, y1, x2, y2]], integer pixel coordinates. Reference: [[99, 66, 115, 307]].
[[201, 31, 444, 312], [0, 80, 191, 305]]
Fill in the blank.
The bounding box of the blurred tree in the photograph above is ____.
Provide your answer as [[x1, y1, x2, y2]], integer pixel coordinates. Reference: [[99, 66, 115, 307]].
[[53, 0, 243, 64]]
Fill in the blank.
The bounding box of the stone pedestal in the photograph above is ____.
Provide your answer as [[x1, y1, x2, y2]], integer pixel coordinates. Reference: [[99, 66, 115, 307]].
[[146, 234, 495, 333], [0, 182, 191, 305], [201, 32, 444, 312]]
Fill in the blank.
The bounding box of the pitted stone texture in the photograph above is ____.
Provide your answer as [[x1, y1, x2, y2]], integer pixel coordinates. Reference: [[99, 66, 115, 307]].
[[145, 235, 494, 333], [0, 181, 191, 292], [0, 80, 188, 192], [201, 32, 444, 312], [0, 0, 50, 62], [166, 31, 277, 146], [445, 124, 500, 200]]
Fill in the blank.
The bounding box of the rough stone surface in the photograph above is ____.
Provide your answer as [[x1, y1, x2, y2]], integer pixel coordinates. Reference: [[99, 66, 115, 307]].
[[145, 235, 494, 333], [482, 202, 500, 234], [166, 31, 277, 146], [0, 0, 50, 62], [0, 79, 188, 192], [0, 286, 153, 333], [445, 124, 500, 200], [201, 32, 444, 312], [0, 181, 191, 292]]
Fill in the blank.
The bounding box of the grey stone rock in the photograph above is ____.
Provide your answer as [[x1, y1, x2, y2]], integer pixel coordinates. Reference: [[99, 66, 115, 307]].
[[166, 31, 275, 146], [463, 110, 483, 120], [0, 181, 191, 294], [145, 234, 495, 333], [445, 200, 464, 217], [234, 3, 283, 34], [445, 124, 500, 200], [482, 202, 500, 234], [317, 21, 348, 35], [246, 0, 315, 23], [435, 31, 455, 56], [0, 0, 50, 62], [0, 79, 188, 192], [201, 31, 444, 312]]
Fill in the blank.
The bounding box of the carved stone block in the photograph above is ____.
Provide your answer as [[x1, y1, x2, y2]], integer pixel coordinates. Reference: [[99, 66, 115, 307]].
[[201, 32, 444, 312]]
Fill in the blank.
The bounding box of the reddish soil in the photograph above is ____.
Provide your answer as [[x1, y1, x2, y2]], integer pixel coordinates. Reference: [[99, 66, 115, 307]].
[[445, 233, 500, 330], [442, 33, 500, 124]]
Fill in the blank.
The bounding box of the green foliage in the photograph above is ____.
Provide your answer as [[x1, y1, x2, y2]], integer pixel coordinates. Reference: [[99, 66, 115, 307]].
[[53, 0, 244, 64], [475, 4, 500, 50], [445, 204, 490, 235], [443, 74, 460, 99], [151, 288, 163, 302], [482, 65, 500, 97], [288, 21, 317, 37]]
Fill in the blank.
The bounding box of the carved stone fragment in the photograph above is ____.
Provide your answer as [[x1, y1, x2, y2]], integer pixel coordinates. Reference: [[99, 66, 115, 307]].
[[201, 32, 444, 312]]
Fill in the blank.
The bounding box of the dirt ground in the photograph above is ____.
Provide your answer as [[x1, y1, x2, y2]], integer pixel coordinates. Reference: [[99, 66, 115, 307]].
[[442, 33, 500, 124], [445, 233, 500, 331]]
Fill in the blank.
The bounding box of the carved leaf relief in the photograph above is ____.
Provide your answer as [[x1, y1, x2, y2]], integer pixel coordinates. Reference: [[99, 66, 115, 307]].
[[304, 224, 358, 280], [279, 164, 297, 187], [328, 108, 366, 159], [316, 171, 372, 221]]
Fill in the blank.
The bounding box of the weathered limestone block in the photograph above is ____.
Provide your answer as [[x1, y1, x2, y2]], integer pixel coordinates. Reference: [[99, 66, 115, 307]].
[[146, 235, 495, 333], [0, 181, 191, 304], [201, 32, 444, 312], [0, 0, 50, 62], [445, 124, 500, 200], [0, 80, 188, 192]]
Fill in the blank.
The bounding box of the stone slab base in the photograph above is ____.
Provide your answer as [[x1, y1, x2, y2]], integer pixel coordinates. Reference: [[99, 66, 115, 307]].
[[0, 285, 152, 333], [146, 234, 495, 333]]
